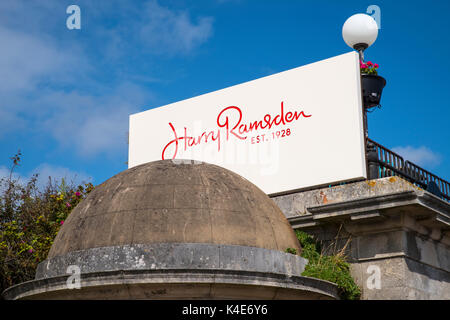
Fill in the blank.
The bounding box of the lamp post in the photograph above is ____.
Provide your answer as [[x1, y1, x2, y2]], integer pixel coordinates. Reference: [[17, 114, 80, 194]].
[[342, 13, 378, 63], [342, 13, 382, 180]]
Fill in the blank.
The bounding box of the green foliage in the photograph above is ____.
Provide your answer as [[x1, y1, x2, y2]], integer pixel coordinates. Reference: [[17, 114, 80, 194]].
[[295, 230, 361, 300], [0, 152, 93, 295], [285, 247, 297, 255]]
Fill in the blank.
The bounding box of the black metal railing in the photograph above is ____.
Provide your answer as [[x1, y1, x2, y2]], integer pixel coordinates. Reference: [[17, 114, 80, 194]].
[[366, 138, 450, 202]]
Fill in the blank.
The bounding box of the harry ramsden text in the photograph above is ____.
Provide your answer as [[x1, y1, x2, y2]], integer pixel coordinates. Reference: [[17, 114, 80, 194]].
[[161, 101, 312, 160]]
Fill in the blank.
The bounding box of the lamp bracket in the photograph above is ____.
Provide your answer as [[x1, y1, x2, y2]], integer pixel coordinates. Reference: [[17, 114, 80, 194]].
[[353, 43, 368, 62]]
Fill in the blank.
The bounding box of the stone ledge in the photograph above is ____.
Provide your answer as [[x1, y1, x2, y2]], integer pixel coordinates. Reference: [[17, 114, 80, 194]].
[[36, 243, 308, 280], [286, 184, 450, 246], [3, 269, 339, 300], [272, 176, 448, 218]]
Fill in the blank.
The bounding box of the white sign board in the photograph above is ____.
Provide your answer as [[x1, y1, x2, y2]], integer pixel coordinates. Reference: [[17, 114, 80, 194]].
[[129, 52, 366, 195]]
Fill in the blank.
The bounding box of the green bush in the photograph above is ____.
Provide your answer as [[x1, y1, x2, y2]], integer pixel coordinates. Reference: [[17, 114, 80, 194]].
[[285, 247, 298, 255], [295, 230, 361, 300], [0, 152, 93, 295]]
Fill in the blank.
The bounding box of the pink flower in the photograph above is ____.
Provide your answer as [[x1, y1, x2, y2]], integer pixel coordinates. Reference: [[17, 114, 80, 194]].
[[366, 61, 373, 66], [374, 63, 379, 68], [75, 192, 81, 197], [66, 202, 71, 208], [360, 64, 368, 69], [60, 221, 64, 225], [28, 249, 33, 253]]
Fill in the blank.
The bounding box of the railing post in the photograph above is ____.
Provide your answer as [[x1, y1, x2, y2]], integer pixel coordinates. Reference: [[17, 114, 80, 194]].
[[366, 141, 379, 180]]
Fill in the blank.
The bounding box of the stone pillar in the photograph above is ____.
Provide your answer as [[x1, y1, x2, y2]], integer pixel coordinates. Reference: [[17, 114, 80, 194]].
[[272, 177, 450, 300]]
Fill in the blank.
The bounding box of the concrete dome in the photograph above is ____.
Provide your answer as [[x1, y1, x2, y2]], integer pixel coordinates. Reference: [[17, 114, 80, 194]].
[[3, 160, 338, 300], [49, 160, 301, 258]]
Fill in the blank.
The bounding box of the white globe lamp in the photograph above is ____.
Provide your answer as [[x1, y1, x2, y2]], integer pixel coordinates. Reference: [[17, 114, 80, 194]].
[[342, 13, 378, 61]]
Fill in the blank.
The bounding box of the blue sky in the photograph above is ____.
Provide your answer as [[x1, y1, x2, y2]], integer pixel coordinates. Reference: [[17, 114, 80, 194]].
[[0, 0, 449, 188]]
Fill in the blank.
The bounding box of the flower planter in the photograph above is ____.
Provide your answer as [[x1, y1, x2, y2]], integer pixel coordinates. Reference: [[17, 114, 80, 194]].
[[361, 74, 386, 108]]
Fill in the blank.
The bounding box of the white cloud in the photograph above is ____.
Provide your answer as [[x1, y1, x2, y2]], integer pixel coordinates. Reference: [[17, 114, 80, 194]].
[[0, 166, 11, 181], [392, 146, 442, 168], [0, 1, 63, 34], [0, 0, 214, 157], [0, 166, 12, 193], [0, 80, 149, 157], [31, 164, 92, 189], [139, 1, 214, 54], [36, 82, 150, 157], [88, 0, 214, 58], [0, 163, 91, 191], [0, 25, 87, 136], [0, 26, 68, 93]]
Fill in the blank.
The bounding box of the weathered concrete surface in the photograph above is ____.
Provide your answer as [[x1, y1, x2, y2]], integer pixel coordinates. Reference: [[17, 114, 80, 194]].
[[3, 269, 339, 300], [272, 177, 450, 300], [36, 243, 308, 279], [351, 257, 450, 300], [273, 176, 425, 218], [51, 160, 300, 257]]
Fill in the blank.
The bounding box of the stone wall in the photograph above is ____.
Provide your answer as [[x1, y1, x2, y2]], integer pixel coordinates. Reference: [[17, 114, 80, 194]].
[[271, 177, 450, 300]]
